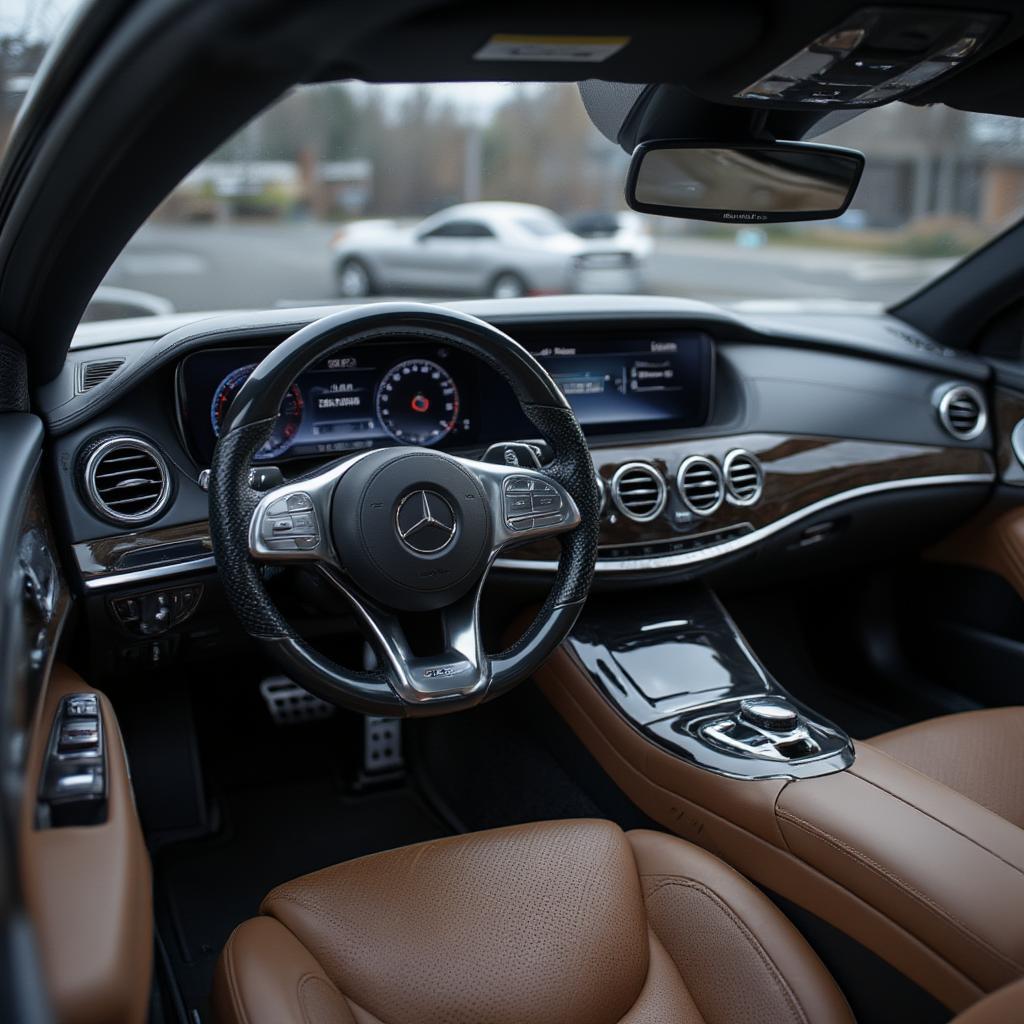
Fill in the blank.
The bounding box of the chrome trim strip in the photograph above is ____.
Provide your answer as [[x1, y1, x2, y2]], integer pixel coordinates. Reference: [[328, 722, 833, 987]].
[[496, 472, 994, 574], [81, 471, 993, 588], [82, 555, 217, 590]]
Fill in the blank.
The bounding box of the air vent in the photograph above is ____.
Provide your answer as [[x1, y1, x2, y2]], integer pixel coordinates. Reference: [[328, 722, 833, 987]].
[[82, 436, 171, 525], [76, 358, 125, 393], [937, 384, 986, 441], [723, 450, 764, 506], [677, 455, 724, 516], [611, 462, 667, 522]]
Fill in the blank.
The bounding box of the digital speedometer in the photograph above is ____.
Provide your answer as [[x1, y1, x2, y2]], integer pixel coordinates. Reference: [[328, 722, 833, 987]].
[[211, 364, 305, 458], [375, 359, 460, 446]]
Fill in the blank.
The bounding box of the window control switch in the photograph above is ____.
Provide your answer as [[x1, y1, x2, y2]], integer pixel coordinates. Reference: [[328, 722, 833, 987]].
[[58, 717, 100, 753]]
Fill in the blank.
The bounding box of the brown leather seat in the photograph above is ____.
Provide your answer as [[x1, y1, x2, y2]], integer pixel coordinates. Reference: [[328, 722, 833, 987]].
[[867, 707, 1024, 829], [212, 818, 855, 1024]]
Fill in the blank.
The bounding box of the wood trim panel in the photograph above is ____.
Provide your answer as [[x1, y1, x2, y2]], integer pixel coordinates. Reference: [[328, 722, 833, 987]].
[[74, 521, 212, 579], [502, 432, 993, 563]]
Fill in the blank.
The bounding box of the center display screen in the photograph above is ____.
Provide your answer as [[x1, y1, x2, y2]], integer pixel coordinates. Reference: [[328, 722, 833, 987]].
[[177, 330, 713, 464]]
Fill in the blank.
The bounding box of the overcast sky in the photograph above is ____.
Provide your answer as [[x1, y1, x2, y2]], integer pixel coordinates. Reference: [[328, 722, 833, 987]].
[[0, 0, 81, 42]]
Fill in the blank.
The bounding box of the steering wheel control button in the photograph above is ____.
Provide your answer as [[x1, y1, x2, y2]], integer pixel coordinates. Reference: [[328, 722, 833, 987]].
[[267, 491, 314, 516], [739, 699, 799, 732], [531, 492, 562, 513], [505, 494, 533, 516], [505, 477, 534, 492], [510, 517, 535, 532]]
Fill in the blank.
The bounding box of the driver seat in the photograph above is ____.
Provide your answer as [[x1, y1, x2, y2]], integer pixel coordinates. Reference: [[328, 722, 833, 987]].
[[212, 819, 855, 1024]]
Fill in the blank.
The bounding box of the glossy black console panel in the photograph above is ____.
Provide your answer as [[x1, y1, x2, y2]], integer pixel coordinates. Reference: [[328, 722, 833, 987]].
[[567, 586, 854, 780]]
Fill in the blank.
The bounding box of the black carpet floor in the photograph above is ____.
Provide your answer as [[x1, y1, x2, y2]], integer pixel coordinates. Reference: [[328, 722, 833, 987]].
[[155, 777, 450, 1018]]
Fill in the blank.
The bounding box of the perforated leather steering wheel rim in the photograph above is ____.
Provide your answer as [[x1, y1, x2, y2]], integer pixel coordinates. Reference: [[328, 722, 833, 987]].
[[209, 302, 600, 716]]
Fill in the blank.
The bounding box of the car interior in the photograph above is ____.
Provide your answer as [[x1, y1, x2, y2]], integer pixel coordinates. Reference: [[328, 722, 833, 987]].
[[5, 2, 1024, 1023]]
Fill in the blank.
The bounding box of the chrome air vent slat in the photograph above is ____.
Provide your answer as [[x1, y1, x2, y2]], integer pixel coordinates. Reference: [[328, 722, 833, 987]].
[[677, 456, 724, 516], [937, 385, 986, 441], [82, 437, 172, 525], [76, 357, 125, 393], [723, 450, 764, 506], [611, 463, 667, 522]]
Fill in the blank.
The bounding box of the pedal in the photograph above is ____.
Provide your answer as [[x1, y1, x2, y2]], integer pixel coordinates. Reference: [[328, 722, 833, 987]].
[[357, 716, 404, 786], [259, 676, 334, 726]]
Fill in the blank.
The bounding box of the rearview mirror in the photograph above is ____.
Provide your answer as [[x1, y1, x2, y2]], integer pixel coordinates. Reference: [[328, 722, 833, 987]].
[[625, 140, 864, 223]]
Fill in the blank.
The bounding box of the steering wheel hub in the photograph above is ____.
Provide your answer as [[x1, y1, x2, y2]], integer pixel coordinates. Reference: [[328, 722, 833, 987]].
[[331, 448, 493, 611]]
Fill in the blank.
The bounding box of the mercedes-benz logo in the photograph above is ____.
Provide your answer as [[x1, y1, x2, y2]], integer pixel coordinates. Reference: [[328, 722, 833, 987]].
[[395, 490, 457, 554]]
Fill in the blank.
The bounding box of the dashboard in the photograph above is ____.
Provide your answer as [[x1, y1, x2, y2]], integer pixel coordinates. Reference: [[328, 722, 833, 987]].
[[176, 331, 714, 464], [38, 294, 1005, 678]]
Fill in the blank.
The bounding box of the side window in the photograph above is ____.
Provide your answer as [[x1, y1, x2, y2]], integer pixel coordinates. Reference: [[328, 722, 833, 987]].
[[422, 220, 495, 239]]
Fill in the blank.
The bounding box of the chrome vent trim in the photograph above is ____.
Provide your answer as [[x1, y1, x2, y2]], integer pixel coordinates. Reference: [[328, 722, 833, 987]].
[[723, 449, 764, 506], [937, 384, 986, 441], [76, 357, 125, 393], [677, 455, 724, 516], [83, 437, 172, 525], [611, 462, 667, 522]]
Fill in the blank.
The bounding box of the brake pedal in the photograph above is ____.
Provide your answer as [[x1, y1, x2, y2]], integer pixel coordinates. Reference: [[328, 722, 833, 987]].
[[259, 675, 334, 725]]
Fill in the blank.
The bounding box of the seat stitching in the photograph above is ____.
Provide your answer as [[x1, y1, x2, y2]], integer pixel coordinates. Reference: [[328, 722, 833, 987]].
[[855, 745, 1024, 865], [643, 876, 810, 1024], [296, 973, 329, 1024], [777, 810, 1024, 975]]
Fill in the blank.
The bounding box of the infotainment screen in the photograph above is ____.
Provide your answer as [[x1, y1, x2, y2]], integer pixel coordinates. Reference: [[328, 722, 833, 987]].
[[177, 330, 713, 464], [523, 333, 712, 432]]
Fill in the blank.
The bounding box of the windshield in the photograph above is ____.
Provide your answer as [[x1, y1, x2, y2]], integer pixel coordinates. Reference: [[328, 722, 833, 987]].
[[4, 10, 1024, 320]]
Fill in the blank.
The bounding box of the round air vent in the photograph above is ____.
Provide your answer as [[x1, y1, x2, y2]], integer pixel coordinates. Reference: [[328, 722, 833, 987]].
[[723, 449, 764, 506], [937, 384, 987, 441], [82, 436, 172, 525], [676, 455, 724, 516], [611, 462, 667, 522]]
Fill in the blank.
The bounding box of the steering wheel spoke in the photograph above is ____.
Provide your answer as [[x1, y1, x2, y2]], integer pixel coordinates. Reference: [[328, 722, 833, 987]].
[[319, 565, 491, 706]]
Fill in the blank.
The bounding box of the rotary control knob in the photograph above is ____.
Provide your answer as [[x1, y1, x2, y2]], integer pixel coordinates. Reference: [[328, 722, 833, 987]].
[[739, 699, 799, 732]]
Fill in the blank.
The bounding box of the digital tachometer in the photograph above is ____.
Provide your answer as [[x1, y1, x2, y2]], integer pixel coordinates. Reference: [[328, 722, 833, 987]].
[[375, 358, 460, 445], [211, 364, 305, 458]]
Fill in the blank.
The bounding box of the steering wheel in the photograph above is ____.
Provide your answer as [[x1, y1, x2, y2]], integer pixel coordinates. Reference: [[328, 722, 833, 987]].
[[209, 303, 600, 716]]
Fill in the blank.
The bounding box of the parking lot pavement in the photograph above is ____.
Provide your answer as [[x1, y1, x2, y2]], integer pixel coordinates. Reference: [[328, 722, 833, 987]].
[[98, 221, 948, 315]]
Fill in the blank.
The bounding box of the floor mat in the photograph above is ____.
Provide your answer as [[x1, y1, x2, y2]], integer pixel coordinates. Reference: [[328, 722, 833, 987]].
[[155, 780, 450, 1019]]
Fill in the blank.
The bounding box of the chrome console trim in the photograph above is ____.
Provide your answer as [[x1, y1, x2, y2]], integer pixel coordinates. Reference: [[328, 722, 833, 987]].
[[82, 555, 217, 590], [496, 471, 994, 573]]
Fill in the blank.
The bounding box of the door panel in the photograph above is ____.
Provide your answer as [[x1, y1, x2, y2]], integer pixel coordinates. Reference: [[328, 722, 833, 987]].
[[20, 666, 152, 1024]]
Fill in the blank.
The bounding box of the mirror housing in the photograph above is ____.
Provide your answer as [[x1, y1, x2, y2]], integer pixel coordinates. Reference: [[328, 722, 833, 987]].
[[625, 139, 864, 224]]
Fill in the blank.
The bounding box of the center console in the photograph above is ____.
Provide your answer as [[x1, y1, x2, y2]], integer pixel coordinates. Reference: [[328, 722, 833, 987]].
[[567, 588, 852, 780], [534, 585, 1024, 1014]]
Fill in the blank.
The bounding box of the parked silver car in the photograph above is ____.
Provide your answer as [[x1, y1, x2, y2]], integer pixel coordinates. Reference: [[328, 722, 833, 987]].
[[330, 201, 646, 299]]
